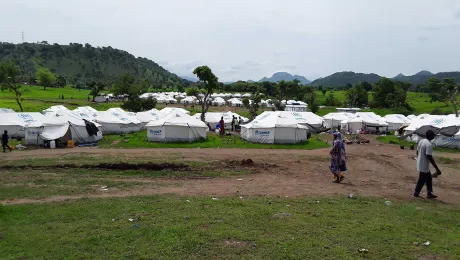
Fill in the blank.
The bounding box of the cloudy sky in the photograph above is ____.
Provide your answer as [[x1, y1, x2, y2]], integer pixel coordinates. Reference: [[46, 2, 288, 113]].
[[1, 0, 460, 81]]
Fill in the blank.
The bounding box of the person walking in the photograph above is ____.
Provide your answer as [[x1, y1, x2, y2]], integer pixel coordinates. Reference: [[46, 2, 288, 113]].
[[231, 115, 235, 131], [329, 132, 346, 183], [414, 130, 441, 199], [219, 116, 225, 137], [2, 130, 13, 152]]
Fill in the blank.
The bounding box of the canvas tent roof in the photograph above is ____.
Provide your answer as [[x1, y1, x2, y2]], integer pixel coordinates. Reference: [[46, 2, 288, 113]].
[[136, 109, 162, 123], [194, 111, 249, 125], [0, 108, 14, 113], [160, 107, 190, 116], [0, 112, 45, 137], [42, 105, 70, 115], [384, 114, 410, 124]]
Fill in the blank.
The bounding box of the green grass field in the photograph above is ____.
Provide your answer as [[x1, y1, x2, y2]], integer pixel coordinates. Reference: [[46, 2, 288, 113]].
[[1, 196, 459, 259], [99, 131, 330, 150]]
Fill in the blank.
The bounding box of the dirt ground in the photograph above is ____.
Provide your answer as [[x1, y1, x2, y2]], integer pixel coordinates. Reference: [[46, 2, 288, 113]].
[[2, 136, 460, 205]]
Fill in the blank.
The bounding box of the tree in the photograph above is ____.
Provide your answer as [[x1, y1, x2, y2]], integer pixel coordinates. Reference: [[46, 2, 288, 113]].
[[0, 63, 24, 111], [361, 81, 373, 92], [113, 73, 136, 96], [142, 96, 157, 111], [88, 81, 105, 101], [121, 95, 143, 112], [191, 66, 219, 122], [36, 68, 56, 90], [426, 77, 460, 117], [373, 78, 396, 108], [56, 75, 66, 88], [243, 93, 263, 120], [321, 89, 327, 96], [324, 92, 337, 106], [346, 85, 368, 107]]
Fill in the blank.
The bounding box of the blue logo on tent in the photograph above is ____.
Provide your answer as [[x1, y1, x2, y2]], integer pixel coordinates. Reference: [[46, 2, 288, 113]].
[[150, 130, 162, 135], [431, 118, 445, 126], [18, 113, 32, 120], [255, 130, 270, 135]]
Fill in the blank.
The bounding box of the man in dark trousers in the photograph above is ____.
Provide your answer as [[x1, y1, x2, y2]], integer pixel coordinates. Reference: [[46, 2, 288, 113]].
[[2, 130, 13, 152], [414, 130, 441, 199], [231, 115, 235, 131]]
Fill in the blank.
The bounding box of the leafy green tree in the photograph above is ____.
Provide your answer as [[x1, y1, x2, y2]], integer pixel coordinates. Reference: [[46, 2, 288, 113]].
[[113, 73, 136, 95], [0, 63, 24, 111], [426, 77, 460, 117], [243, 93, 263, 120], [121, 95, 143, 112], [36, 68, 56, 90], [324, 92, 337, 106], [56, 75, 66, 88], [346, 85, 368, 107], [142, 96, 157, 111], [373, 78, 396, 108], [361, 81, 373, 92], [191, 66, 219, 122], [88, 81, 106, 101], [322, 89, 327, 96], [310, 102, 319, 113]]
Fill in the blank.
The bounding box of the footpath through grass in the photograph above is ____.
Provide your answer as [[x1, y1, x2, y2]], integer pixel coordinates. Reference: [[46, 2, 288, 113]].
[[1, 196, 459, 259], [99, 131, 329, 150]]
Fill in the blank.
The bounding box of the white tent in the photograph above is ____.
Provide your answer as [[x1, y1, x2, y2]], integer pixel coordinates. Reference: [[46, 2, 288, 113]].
[[73, 106, 99, 120], [340, 112, 388, 133], [322, 113, 356, 128], [146, 112, 207, 142], [180, 96, 196, 104], [95, 109, 142, 134], [0, 112, 44, 138], [25, 110, 102, 146], [194, 111, 249, 129], [0, 108, 14, 113], [42, 105, 70, 115], [160, 107, 190, 116], [136, 109, 162, 127], [403, 114, 460, 148], [212, 97, 226, 106], [384, 114, 410, 131], [241, 111, 309, 144]]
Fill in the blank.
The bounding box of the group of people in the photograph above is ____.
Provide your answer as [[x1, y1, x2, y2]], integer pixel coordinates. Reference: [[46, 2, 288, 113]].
[[328, 129, 441, 198], [216, 115, 244, 137]]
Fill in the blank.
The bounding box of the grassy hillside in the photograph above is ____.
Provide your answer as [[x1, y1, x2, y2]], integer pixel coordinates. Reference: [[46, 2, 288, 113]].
[[0, 42, 188, 87], [310, 72, 382, 86]]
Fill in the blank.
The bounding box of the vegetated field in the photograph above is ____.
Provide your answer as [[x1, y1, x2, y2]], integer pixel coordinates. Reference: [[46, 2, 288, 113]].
[[0, 85, 452, 116], [99, 131, 329, 150], [1, 139, 460, 259]]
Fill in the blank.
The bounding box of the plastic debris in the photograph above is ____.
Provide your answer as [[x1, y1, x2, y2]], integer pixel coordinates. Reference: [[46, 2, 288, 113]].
[[423, 241, 430, 246], [239, 196, 243, 199], [384, 201, 392, 206], [212, 197, 219, 201], [358, 248, 369, 253], [323, 245, 329, 249], [101, 188, 109, 191], [128, 218, 134, 222], [315, 200, 320, 203], [348, 194, 356, 199], [185, 200, 190, 203], [133, 224, 139, 229], [237, 179, 243, 181], [111, 218, 116, 222], [101, 186, 108, 189]]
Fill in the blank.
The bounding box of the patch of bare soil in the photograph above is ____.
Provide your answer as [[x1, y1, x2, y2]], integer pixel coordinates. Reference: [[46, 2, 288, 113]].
[[0, 162, 189, 171], [2, 135, 460, 205]]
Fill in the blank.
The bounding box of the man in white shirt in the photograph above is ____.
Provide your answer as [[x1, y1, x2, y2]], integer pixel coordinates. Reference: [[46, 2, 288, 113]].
[[414, 130, 441, 199]]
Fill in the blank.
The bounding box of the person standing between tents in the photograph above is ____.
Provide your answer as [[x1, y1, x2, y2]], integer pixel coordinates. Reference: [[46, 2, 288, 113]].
[[329, 132, 346, 183], [231, 115, 235, 131], [2, 130, 13, 153], [219, 116, 225, 137], [414, 130, 441, 199]]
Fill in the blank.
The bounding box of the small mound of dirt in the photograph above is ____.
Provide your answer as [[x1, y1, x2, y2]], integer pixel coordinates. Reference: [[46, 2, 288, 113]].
[[241, 159, 254, 166], [223, 239, 256, 248]]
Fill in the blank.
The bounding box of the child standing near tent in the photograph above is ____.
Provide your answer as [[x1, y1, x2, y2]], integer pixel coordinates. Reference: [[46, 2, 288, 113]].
[[219, 117, 225, 137], [2, 130, 13, 152]]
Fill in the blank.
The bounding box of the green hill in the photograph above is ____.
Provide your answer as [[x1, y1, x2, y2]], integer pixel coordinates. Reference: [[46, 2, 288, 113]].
[[310, 71, 382, 86], [0, 42, 188, 87]]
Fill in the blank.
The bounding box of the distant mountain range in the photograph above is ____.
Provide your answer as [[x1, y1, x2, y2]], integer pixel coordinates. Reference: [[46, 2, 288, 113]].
[[309, 70, 460, 86], [259, 72, 312, 85], [180, 75, 199, 82]]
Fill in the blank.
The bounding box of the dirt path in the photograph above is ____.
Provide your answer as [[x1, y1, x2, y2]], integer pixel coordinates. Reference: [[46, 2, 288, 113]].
[[2, 139, 460, 205]]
